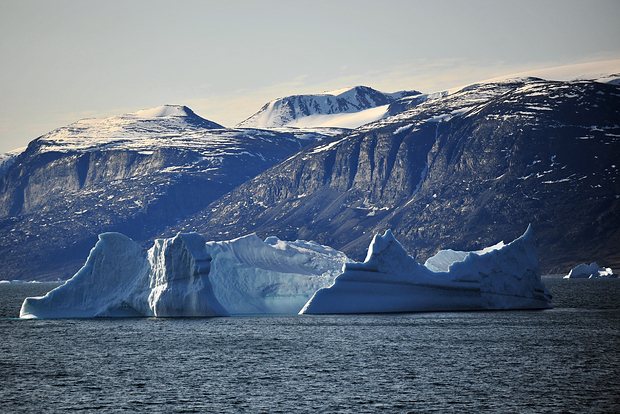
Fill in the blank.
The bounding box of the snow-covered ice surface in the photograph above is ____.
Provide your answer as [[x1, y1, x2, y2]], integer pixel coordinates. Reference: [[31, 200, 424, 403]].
[[20, 232, 228, 318], [132, 105, 195, 118], [205, 234, 349, 314], [278, 105, 389, 129], [563, 262, 618, 279], [300, 227, 552, 314], [424, 241, 505, 272]]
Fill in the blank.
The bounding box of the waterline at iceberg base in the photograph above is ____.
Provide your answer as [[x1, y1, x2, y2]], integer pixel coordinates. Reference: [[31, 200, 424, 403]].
[[20, 227, 551, 319]]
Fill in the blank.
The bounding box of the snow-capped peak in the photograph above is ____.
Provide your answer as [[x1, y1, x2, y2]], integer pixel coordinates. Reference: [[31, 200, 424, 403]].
[[236, 85, 420, 129], [32, 105, 224, 153], [322, 86, 359, 96], [130, 105, 195, 119]]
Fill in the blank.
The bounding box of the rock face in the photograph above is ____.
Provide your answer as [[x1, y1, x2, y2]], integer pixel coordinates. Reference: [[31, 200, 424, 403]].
[[3, 78, 620, 281], [20, 232, 228, 318], [171, 79, 620, 274], [0, 106, 328, 280]]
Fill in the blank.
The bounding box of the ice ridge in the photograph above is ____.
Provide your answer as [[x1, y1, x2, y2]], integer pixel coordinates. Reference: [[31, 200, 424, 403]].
[[20, 232, 228, 318], [300, 226, 552, 314]]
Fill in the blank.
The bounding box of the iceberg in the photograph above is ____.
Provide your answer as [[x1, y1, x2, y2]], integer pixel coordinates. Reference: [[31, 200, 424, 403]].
[[19, 232, 347, 318], [205, 234, 349, 314], [20, 232, 228, 318], [300, 226, 552, 314], [563, 263, 618, 279], [20, 227, 553, 318]]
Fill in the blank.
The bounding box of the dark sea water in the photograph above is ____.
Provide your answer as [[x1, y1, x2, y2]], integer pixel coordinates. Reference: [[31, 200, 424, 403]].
[[1, 278, 619, 413]]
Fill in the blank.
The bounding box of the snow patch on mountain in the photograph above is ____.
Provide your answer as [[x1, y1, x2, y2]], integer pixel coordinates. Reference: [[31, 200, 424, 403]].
[[365, 78, 533, 133], [131, 105, 196, 118], [236, 86, 420, 129], [285, 105, 390, 129], [27, 105, 331, 157], [371, 60, 620, 132], [448, 60, 620, 94], [0, 147, 26, 179], [31, 104, 226, 153]]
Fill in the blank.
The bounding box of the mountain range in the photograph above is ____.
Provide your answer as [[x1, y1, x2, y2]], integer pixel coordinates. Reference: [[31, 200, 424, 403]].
[[0, 105, 333, 279], [1, 80, 619, 280], [236, 86, 420, 129]]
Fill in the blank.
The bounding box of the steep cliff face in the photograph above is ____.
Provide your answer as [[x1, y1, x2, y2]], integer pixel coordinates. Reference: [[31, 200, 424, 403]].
[[0, 107, 328, 280], [385, 80, 620, 272], [3, 79, 619, 280], [170, 79, 620, 273]]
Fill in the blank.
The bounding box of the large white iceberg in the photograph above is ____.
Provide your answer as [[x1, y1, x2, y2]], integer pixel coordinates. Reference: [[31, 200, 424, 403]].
[[300, 226, 552, 314], [205, 234, 349, 314], [563, 263, 617, 279], [20, 232, 228, 318], [20, 227, 553, 318], [19, 232, 348, 318]]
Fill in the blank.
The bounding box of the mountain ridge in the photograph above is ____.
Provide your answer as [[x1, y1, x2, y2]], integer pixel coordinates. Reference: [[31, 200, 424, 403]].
[[236, 85, 421, 129], [1, 73, 619, 280], [0, 106, 332, 280], [164, 78, 620, 274]]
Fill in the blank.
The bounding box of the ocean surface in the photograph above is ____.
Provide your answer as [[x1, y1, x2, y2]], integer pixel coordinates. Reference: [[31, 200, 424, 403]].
[[1, 278, 619, 413]]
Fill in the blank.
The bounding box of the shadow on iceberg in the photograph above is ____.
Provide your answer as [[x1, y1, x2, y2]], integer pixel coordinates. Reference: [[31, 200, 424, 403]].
[[205, 233, 349, 315], [20, 232, 228, 319], [300, 226, 552, 314]]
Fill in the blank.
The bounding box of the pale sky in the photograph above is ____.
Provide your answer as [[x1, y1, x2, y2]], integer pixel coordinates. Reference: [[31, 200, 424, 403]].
[[1, 0, 619, 154]]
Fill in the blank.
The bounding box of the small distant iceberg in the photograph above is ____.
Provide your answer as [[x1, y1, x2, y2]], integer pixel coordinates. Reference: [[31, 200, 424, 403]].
[[300, 226, 552, 314], [563, 263, 618, 279]]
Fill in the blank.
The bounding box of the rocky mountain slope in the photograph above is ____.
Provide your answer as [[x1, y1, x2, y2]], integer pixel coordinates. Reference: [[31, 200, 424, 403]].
[[2, 77, 619, 281], [167, 78, 620, 274], [0, 106, 330, 280]]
